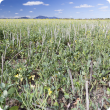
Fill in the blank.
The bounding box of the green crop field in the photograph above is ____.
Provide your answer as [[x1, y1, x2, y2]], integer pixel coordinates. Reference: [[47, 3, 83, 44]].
[[0, 19, 110, 110]]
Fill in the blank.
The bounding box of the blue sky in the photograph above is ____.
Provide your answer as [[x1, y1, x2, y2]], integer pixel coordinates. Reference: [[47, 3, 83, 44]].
[[0, 0, 110, 18]]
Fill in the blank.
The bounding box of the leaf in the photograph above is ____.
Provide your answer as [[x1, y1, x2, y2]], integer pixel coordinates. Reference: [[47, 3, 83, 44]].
[[107, 88, 110, 95], [93, 61, 97, 67], [87, 60, 91, 67], [92, 75, 97, 78], [99, 73, 102, 78], [9, 106, 19, 110], [0, 105, 3, 110], [64, 93, 70, 99], [8, 87, 16, 96], [0, 97, 4, 103], [3, 90, 8, 98], [82, 71, 86, 75], [0, 83, 5, 89], [107, 88, 110, 92], [97, 58, 101, 65], [53, 101, 59, 106], [61, 103, 64, 108], [4, 105, 9, 110]]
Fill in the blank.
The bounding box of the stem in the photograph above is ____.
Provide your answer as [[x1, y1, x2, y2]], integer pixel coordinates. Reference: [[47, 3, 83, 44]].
[[1, 54, 3, 83], [86, 81, 89, 110], [67, 68, 74, 94], [90, 59, 93, 82], [7, 50, 23, 64]]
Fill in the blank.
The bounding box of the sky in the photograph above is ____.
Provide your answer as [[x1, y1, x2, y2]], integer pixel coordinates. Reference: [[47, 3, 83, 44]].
[[0, 0, 110, 19]]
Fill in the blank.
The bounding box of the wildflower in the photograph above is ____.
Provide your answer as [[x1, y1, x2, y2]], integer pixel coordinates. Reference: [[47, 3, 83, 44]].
[[20, 78, 23, 82], [30, 84, 35, 89], [103, 77, 107, 81], [14, 74, 23, 82], [48, 88, 52, 96], [17, 68, 22, 71], [14, 74, 18, 78], [31, 75, 35, 80]]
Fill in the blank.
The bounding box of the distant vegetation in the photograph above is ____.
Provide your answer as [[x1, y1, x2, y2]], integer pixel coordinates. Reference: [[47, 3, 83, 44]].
[[1, 16, 110, 19]]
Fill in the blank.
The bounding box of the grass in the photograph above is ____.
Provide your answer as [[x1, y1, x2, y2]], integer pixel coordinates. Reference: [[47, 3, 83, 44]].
[[0, 19, 110, 110]]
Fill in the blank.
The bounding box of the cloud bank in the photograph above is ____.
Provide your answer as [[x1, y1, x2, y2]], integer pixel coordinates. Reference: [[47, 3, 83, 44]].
[[69, 2, 73, 4], [99, 6, 108, 9], [23, 1, 49, 6], [74, 4, 94, 8]]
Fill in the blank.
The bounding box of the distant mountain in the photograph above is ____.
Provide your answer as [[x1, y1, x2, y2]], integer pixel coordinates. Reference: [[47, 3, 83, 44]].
[[48, 16, 58, 19], [34, 16, 48, 19], [0, 16, 58, 19], [34, 16, 58, 19], [19, 17, 29, 19]]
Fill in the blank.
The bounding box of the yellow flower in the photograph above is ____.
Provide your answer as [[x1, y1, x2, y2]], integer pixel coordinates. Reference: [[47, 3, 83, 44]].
[[20, 78, 23, 82], [31, 75, 35, 80], [14, 74, 23, 82], [103, 77, 107, 81], [17, 68, 22, 71], [48, 88, 52, 95], [14, 74, 18, 78]]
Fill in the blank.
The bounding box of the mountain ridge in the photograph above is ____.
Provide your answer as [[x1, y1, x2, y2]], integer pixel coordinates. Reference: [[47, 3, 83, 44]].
[[34, 16, 58, 19]]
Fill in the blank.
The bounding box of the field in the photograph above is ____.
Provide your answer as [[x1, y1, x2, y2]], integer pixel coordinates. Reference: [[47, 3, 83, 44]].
[[0, 19, 110, 110]]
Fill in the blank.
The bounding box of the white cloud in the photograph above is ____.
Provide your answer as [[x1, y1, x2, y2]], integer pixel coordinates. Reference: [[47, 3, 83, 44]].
[[34, 8, 36, 9], [15, 13, 18, 14], [99, 6, 108, 9], [76, 12, 80, 13], [89, 10, 93, 11], [0, 9, 2, 10], [107, 0, 110, 3], [74, 4, 94, 8], [54, 9, 63, 13], [98, 4, 104, 5], [29, 11, 33, 13], [0, 0, 3, 4], [43, 4, 49, 6], [69, 2, 73, 4], [20, 9, 23, 11], [9, 11, 10, 12], [23, 1, 49, 6], [23, 1, 43, 5]]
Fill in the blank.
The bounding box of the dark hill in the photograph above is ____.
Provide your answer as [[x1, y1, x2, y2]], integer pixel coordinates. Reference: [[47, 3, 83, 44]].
[[34, 16, 58, 19]]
